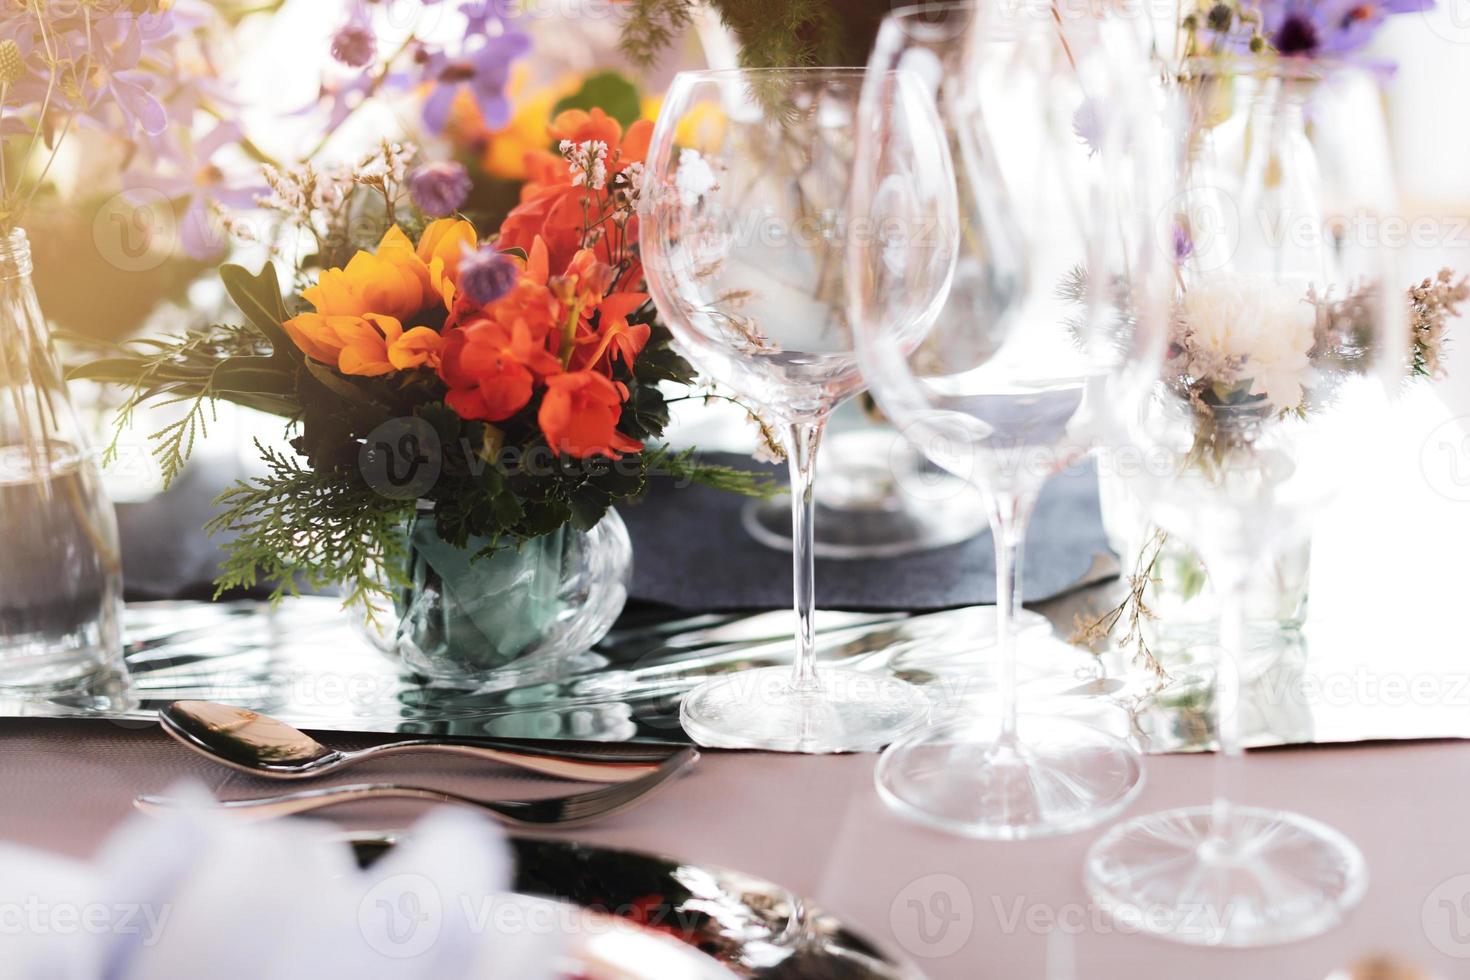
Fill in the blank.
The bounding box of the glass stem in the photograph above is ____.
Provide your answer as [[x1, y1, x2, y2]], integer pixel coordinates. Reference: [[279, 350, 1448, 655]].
[[1207, 560, 1250, 850], [786, 418, 826, 693], [989, 491, 1036, 748]]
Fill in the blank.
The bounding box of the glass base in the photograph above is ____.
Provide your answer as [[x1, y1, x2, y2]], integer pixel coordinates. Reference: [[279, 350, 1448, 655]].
[[741, 483, 988, 560], [1084, 804, 1367, 947], [678, 666, 930, 753], [875, 715, 1144, 840], [0, 649, 113, 691]]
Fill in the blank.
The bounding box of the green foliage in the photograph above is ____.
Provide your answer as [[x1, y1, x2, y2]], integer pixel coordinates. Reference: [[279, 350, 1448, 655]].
[[205, 442, 412, 620], [619, 0, 891, 69], [553, 71, 643, 129]]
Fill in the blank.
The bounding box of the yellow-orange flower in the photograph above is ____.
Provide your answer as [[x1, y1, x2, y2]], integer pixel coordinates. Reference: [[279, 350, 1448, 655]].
[[283, 313, 444, 378], [302, 230, 427, 322], [284, 220, 476, 376], [417, 217, 477, 309]]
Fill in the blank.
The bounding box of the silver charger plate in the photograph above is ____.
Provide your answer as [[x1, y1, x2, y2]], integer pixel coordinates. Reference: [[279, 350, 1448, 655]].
[[347, 832, 922, 979]]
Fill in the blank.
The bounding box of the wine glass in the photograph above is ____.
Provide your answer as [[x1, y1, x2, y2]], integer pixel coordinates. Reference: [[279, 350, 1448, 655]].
[[849, 2, 1161, 835], [1083, 59, 1405, 945], [739, 401, 991, 561], [640, 68, 958, 752]]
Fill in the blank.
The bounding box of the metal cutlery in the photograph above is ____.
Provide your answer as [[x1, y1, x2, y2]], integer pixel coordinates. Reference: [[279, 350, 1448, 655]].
[[160, 700, 681, 783], [135, 746, 699, 827]]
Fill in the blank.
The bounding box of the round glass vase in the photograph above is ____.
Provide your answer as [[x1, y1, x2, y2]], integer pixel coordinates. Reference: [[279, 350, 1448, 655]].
[[388, 507, 632, 688]]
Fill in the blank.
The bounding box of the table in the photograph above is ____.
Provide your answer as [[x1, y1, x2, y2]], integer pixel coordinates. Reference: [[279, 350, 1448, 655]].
[[4, 386, 1469, 978], [2, 717, 1465, 978]]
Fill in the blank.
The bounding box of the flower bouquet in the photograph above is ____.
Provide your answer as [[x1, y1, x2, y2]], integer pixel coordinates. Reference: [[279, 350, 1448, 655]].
[[75, 113, 761, 684], [1077, 3, 1467, 671]]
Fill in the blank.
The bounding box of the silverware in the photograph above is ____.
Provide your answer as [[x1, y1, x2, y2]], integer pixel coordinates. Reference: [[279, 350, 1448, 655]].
[[135, 746, 699, 827], [159, 700, 679, 784]]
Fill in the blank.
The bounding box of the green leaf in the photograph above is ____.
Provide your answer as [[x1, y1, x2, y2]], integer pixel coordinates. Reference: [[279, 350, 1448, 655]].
[[212, 355, 298, 396], [499, 246, 528, 262], [552, 71, 643, 130], [220, 263, 292, 350], [302, 359, 381, 407]]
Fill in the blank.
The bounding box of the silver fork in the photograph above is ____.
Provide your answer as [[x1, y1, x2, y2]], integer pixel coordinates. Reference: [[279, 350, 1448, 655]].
[[135, 747, 699, 828]]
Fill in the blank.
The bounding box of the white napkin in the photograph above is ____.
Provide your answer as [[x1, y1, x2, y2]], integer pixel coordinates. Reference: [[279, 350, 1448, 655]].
[[0, 782, 564, 979]]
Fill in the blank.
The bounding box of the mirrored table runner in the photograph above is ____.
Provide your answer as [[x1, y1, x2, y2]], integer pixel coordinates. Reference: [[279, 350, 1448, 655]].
[[3, 584, 1469, 754]]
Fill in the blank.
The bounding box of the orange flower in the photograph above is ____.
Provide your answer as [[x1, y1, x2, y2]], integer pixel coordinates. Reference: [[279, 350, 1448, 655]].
[[538, 370, 643, 459]]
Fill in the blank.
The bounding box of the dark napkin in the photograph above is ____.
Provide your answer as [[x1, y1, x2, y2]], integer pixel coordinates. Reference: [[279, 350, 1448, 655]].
[[116, 454, 1113, 610], [620, 454, 1111, 612]]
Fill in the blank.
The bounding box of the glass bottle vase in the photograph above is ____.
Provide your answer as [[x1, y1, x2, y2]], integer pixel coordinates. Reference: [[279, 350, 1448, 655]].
[[0, 228, 124, 688]]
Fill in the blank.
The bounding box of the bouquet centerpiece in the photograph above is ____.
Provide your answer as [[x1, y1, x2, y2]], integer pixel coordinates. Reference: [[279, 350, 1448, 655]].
[[77, 100, 762, 682]]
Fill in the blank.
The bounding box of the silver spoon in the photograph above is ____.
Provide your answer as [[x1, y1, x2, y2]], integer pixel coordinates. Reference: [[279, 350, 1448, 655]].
[[159, 700, 679, 784], [135, 748, 699, 828]]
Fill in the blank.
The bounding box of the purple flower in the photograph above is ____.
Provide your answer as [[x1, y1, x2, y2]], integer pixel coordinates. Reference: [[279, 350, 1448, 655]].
[[1073, 98, 1103, 156], [418, 30, 531, 133], [409, 161, 473, 217], [1173, 222, 1195, 261], [459, 246, 519, 306], [459, 1, 504, 37], [123, 122, 263, 261], [1255, 0, 1433, 56], [331, 20, 377, 68]]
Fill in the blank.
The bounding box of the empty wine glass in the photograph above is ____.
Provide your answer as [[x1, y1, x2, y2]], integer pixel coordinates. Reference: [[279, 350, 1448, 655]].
[[1083, 58, 1405, 945], [850, 2, 1161, 835], [739, 398, 991, 560], [640, 68, 958, 751]]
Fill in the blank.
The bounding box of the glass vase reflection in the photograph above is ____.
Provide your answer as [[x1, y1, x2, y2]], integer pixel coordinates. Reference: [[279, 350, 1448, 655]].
[[1099, 466, 1311, 652], [388, 507, 631, 688], [0, 229, 124, 689]]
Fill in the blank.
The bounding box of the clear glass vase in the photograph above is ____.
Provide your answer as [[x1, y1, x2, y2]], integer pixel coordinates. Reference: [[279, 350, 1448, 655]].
[[0, 228, 124, 688], [1099, 461, 1311, 657], [389, 507, 632, 687]]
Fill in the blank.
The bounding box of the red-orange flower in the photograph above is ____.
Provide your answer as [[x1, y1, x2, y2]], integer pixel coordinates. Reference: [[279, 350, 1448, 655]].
[[538, 370, 643, 459], [497, 108, 652, 280], [553, 248, 650, 375], [439, 314, 563, 422]]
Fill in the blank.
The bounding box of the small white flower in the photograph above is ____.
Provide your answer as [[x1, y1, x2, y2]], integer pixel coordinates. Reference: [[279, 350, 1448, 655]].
[[675, 148, 717, 207], [562, 140, 609, 190]]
